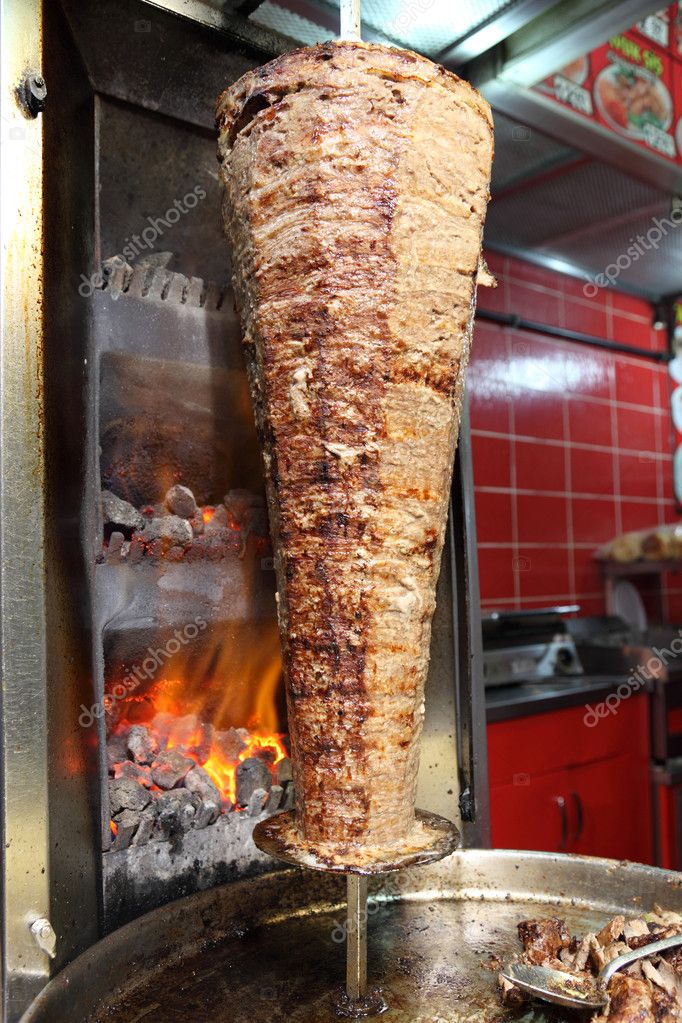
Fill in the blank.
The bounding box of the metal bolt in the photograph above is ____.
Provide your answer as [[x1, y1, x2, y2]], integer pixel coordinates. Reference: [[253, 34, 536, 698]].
[[20, 73, 47, 118], [30, 917, 56, 959]]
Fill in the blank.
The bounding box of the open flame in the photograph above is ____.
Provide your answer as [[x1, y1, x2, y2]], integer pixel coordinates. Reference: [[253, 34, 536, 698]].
[[107, 619, 286, 810], [110, 709, 287, 807], [199, 734, 287, 805]]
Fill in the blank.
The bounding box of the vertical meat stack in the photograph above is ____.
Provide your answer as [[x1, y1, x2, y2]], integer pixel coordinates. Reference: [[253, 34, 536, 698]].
[[217, 40, 493, 868]]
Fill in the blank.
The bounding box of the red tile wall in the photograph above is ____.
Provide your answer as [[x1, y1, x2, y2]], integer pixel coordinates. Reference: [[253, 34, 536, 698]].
[[470, 251, 678, 619]]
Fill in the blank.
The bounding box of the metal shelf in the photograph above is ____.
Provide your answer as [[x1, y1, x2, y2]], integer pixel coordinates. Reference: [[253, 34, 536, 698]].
[[602, 560, 682, 577]]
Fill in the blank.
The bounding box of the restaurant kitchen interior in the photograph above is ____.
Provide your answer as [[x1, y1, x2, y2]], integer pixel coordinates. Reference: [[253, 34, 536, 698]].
[[3, 0, 682, 1021]]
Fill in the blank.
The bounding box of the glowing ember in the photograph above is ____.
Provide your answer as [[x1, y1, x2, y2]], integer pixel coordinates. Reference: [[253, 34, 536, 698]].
[[110, 820, 118, 837], [109, 669, 287, 811], [170, 729, 286, 806], [201, 507, 215, 524]]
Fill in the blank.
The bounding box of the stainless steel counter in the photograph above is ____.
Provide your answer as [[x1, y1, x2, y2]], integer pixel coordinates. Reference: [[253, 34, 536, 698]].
[[485, 675, 643, 723]]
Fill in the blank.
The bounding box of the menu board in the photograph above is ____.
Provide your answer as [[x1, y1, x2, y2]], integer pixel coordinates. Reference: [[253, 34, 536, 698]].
[[534, 6, 682, 165]]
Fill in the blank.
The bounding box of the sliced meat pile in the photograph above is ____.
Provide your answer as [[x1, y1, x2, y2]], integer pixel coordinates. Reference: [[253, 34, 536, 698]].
[[499, 910, 682, 1021], [216, 41, 493, 866]]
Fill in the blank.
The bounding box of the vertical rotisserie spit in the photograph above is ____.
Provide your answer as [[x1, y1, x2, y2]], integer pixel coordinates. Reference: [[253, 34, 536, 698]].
[[217, 40, 493, 871]]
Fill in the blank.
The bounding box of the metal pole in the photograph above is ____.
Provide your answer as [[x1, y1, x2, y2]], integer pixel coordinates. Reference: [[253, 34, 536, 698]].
[[346, 875, 368, 1002], [339, 0, 361, 41]]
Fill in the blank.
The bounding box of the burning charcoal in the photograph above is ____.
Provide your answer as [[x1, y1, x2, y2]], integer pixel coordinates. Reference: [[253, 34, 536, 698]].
[[191, 514, 204, 537], [101, 489, 144, 533], [276, 757, 293, 786], [106, 729, 129, 772], [127, 725, 157, 766], [142, 515, 193, 546], [164, 484, 197, 520], [128, 535, 145, 564], [107, 531, 125, 564], [166, 544, 186, 562], [109, 777, 151, 815], [204, 504, 228, 532], [111, 809, 139, 851], [224, 489, 265, 529], [184, 765, 221, 805], [236, 756, 272, 808], [115, 761, 152, 787], [150, 711, 175, 748], [214, 727, 247, 762], [283, 784, 295, 811], [254, 746, 277, 766], [193, 800, 220, 830], [192, 724, 214, 763], [247, 788, 269, 817], [151, 749, 195, 790], [132, 807, 157, 847], [164, 713, 199, 749], [156, 789, 197, 834], [266, 784, 284, 813]]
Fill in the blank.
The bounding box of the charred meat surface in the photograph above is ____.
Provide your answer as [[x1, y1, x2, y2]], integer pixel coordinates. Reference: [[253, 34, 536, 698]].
[[518, 917, 571, 966], [217, 41, 493, 864], [501, 909, 682, 1021]]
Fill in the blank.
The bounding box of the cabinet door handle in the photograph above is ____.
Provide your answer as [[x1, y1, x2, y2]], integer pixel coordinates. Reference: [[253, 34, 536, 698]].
[[571, 791, 584, 843], [553, 795, 568, 852]]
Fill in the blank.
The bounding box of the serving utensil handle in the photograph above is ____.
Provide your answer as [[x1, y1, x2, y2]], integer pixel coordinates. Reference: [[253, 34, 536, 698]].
[[601, 933, 682, 986]]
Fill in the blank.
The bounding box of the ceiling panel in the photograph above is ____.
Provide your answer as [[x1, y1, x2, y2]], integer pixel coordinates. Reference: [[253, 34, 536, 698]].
[[485, 157, 679, 297], [250, 0, 527, 56], [250, 0, 333, 45], [324, 0, 517, 56], [491, 110, 578, 192]]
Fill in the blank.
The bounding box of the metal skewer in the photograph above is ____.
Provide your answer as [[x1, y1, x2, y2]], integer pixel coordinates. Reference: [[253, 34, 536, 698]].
[[331, 875, 387, 1018], [346, 875, 368, 1002], [339, 0, 361, 41]]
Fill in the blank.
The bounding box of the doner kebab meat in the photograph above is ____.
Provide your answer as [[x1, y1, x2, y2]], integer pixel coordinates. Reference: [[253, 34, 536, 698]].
[[500, 911, 682, 1022], [217, 41, 494, 868]]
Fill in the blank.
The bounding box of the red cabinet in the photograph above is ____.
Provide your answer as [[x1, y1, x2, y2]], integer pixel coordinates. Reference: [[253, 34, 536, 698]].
[[488, 694, 652, 864]]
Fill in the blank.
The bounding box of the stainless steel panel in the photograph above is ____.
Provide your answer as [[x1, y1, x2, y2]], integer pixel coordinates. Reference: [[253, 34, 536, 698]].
[[1, 0, 50, 1019]]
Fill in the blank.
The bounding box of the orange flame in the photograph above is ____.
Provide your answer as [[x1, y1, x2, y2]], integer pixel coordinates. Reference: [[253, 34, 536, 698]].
[[110, 820, 118, 837], [201, 734, 287, 805], [108, 617, 285, 815]]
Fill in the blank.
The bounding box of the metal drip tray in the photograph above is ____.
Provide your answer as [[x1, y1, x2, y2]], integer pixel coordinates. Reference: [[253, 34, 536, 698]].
[[21, 850, 682, 1023]]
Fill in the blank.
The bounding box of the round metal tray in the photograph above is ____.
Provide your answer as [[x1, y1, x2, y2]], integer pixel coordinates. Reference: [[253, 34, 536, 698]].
[[21, 850, 682, 1023]]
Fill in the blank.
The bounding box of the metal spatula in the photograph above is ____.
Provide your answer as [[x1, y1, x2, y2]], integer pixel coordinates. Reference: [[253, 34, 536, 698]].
[[501, 933, 682, 1010]]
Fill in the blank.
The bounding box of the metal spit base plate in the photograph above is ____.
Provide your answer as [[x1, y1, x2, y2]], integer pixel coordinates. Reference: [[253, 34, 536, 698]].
[[253, 808, 460, 875], [20, 850, 682, 1023]]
